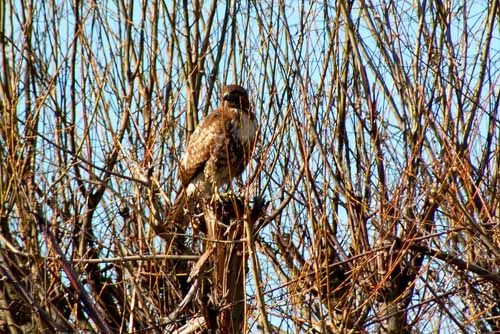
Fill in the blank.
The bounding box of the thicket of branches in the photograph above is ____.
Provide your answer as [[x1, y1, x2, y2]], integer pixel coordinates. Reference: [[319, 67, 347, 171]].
[[1, 1, 500, 333]]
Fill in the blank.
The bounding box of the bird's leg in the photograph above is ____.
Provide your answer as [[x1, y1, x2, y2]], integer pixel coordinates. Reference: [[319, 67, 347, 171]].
[[209, 181, 222, 205], [216, 186, 237, 204], [210, 186, 237, 205]]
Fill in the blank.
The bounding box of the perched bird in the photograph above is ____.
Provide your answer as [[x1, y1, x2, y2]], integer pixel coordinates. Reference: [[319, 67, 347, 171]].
[[170, 84, 258, 225]]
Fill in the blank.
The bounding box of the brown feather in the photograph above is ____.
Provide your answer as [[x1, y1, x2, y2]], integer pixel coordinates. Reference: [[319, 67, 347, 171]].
[[170, 84, 258, 225]]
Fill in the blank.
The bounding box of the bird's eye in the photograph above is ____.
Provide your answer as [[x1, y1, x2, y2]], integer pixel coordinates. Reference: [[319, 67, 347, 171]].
[[223, 92, 236, 102]]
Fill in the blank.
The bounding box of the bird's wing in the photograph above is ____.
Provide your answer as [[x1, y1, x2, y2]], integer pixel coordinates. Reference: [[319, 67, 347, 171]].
[[178, 108, 225, 186]]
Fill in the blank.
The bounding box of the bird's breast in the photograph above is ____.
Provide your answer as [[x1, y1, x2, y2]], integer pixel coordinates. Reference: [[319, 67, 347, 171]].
[[230, 109, 258, 144]]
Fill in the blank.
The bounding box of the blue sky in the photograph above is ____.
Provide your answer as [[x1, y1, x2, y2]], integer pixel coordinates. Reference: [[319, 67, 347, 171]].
[[3, 1, 500, 332]]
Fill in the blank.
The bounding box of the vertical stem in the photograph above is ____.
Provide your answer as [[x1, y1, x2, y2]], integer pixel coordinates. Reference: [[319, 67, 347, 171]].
[[244, 217, 272, 334]]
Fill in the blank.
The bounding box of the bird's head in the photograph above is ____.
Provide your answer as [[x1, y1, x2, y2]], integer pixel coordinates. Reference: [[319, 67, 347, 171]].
[[222, 84, 250, 110]]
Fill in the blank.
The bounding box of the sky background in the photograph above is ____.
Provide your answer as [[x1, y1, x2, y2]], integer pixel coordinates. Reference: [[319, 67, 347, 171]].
[[3, 1, 500, 332]]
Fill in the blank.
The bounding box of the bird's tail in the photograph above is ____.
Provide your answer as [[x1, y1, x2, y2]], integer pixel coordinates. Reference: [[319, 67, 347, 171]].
[[168, 186, 206, 235], [151, 188, 188, 241], [168, 188, 189, 226]]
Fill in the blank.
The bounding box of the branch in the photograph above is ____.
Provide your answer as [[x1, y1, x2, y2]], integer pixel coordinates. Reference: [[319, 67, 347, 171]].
[[409, 241, 500, 285]]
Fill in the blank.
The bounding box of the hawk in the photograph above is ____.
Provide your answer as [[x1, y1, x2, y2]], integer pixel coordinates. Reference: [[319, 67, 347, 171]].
[[170, 84, 258, 224]]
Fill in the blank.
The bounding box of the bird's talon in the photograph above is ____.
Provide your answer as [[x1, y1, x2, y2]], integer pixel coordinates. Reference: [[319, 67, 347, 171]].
[[211, 192, 222, 204]]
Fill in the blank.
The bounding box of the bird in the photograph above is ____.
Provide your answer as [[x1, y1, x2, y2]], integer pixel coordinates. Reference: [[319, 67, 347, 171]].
[[169, 84, 258, 226]]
